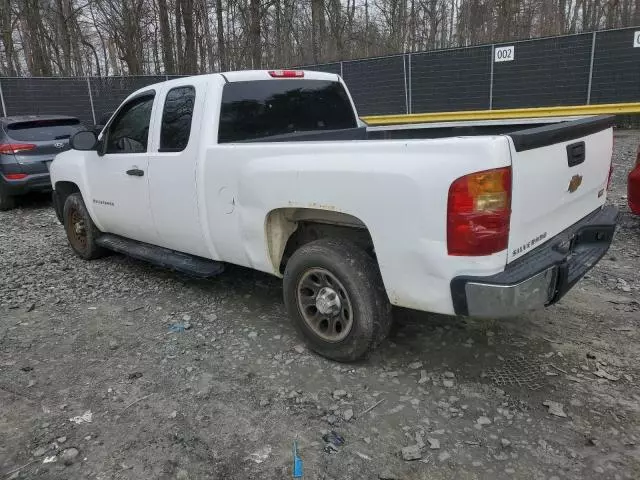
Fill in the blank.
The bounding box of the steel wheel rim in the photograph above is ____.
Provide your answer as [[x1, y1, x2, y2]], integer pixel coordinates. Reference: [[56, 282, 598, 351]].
[[66, 207, 87, 251], [296, 268, 354, 343]]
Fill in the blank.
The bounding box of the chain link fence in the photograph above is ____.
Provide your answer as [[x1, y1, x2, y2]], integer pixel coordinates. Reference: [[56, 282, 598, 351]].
[[0, 75, 182, 126], [0, 27, 639, 124]]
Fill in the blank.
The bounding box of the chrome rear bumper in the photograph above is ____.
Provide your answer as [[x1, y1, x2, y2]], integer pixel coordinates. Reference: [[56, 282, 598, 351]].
[[464, 267, 557, 318], [451, 205, 618, 318]]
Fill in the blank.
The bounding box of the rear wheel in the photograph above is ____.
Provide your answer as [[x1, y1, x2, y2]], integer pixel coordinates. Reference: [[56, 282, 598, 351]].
[[283, 238, 392, 362], [63, 193, 106, 260], [0, 187, 16, 211]]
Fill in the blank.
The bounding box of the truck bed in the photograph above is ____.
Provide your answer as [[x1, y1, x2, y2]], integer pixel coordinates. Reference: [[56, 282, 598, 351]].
[[240, 115, 615, 152], [367, 115, 615, 146]]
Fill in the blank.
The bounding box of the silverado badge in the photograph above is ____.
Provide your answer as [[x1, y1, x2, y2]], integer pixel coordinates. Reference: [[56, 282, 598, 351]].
[[567, 174, 583, 193]]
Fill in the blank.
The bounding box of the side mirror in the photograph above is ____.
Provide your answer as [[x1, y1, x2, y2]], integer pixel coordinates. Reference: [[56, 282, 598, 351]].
[[71, 131, 98, 151]]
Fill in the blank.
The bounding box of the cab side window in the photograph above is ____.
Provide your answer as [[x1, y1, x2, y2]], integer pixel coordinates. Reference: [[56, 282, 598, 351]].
[[160, 86, 196, 152], [105, 93, 155, 154]]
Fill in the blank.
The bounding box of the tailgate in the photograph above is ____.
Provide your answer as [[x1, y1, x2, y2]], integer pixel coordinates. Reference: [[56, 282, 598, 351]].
[[506, 115, 614, 263]]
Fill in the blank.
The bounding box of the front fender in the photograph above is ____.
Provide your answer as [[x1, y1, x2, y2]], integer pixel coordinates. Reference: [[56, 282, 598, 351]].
[[50, 150, 102, 229]]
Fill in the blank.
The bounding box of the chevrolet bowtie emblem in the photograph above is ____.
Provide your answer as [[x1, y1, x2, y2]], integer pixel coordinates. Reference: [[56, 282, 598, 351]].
[[568, 174, 583, 193]]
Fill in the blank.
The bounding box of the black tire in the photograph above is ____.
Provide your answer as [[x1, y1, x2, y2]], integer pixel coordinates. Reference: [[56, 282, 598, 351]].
[[52, 191, 64, 224], [283, 238, 393, 362], [0, 187, 16, 211], [63, 193, 106, 260]]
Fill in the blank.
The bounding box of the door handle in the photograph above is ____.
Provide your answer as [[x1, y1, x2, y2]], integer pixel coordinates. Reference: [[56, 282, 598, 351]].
[[126, 168, 144, 177]]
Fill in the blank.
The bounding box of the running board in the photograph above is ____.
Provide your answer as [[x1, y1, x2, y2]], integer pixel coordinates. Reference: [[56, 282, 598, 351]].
[[96, 234, 224, 278]]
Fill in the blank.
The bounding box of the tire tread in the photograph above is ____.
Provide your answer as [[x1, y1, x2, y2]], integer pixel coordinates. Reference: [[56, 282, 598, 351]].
[[63, 193, 107, 260], [283, 238, 392, 362]]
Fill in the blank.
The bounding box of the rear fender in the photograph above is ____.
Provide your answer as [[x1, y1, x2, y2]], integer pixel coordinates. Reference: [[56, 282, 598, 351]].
[[265, 208, 368, 275]]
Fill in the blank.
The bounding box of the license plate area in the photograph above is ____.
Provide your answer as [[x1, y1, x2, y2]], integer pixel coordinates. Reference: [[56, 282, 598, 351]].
[[572, 224, 616, 249]]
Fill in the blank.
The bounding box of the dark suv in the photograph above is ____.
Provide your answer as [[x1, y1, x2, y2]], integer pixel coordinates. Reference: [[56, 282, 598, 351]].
[[0, 115, 85, 210]]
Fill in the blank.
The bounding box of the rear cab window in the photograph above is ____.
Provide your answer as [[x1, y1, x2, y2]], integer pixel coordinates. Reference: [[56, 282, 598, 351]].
[[6, 119, 83, 141], [218, 80, 357, 143], [160, 86, 196, 152]]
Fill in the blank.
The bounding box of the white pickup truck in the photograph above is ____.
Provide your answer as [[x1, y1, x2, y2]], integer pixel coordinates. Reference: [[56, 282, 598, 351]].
[[51, 70, 618, 362]]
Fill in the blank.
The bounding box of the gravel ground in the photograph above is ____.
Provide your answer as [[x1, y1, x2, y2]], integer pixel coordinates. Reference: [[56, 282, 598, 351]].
[[1, 130, 639, 480]]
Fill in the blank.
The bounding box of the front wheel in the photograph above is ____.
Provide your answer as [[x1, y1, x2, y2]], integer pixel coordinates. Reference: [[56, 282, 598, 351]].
[[63, 193, 106, 260], [283, 238, 393, 362]]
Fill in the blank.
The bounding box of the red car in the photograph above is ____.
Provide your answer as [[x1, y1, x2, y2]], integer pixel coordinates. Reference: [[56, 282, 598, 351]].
[[629, 145, 640, 214]]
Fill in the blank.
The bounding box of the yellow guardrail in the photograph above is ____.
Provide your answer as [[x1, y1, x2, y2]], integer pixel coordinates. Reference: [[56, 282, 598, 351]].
[[361, 102, 640, 125]]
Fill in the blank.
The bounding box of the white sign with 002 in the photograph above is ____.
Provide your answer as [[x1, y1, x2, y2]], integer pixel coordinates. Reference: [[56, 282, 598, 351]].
[[495, 46, 515, 62]]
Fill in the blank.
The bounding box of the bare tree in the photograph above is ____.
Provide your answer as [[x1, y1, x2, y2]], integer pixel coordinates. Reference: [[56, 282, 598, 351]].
[[21, 0, 52, 75], [249, 0, 261, 68], [157, 0, 176, 73], [0, 0, 633, 77], [311, 0, 323, 63], [0, 0, 17, 75], [180, 0, 196, 73], [215, 0, 227, 70]]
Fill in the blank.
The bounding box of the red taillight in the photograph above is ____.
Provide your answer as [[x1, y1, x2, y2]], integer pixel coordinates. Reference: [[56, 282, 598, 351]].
[[447, 167, 512, 256], [268, 70, 304, 78], [0, 143, 36, 154], [5, 173, 28, 180]]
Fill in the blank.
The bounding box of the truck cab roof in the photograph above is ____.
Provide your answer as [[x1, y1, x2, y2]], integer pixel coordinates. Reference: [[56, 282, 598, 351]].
[[221, 70, 339, 82], [128, 70, 341, 99]]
